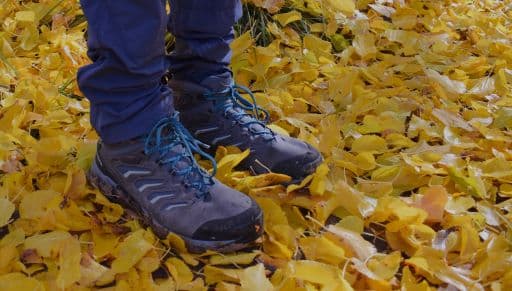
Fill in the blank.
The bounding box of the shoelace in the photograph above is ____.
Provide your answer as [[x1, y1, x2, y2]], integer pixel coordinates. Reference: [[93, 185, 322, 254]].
[[143, 112, 217, 198], [204, 84, 275, 141]]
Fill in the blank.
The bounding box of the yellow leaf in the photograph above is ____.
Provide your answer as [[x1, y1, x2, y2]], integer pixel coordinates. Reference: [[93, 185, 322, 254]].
[[333, 181, 376, 218], [285, 260, 353, 290], [367, 251, 402, 280], [56, 236, 82, 289], [46, 197, 92, 231], [0, 245, 18, 274], [325, 225, 376, 260], [476, 202, 501, 227], [336, 216, 364, 234], [409, 247, 484, 290], [416, 185, 449, 223], [231, 32, 253, 58], [310, 163, 329, 196], [353, 33, 377, 59], [64, 166, 87, 199], [286, 174, 314, 193], [204, 265, 241, 285], [445, 195, 475, 214], [303, 34, 333, 61], [165, 232, 188, 254], [0, 228, 25, 248], [24, 231, 71, 258], [19, 190, 58, 220], [354, 152, 377, 171], [273, 11, 302, 26], [15, 11, 36, 23], [210, 252, 260, 265], [263, 234, 294, 259], [92, 230, 120, 259], [165, 257, 194, 287], [239, 264, 273, 291], [0, 197, 15, 227], [325, 0, 355, 15], [216, 149, 250, 179], [236, 173, 291, 193], [136, 252, 161, 273], [111, 230, 152, 274], [0, 273, 45, 291], [446, 166, 486, 198], [250, 0, 285, 13], [299, 236, 346, 265], [79, 253, 109, 287], [401, 266, 432, 291], [217, 282, 240, 291], [257, 197, 288, 227], [425, 69, 466, 95], [351, 135, 387, 153]]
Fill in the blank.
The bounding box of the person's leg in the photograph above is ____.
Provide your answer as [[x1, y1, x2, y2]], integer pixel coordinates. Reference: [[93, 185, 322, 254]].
[[78, 0, 172, 144], [168, 0, 322, 181], [167, 0, 242, 92], [79, 0, 263, 253]]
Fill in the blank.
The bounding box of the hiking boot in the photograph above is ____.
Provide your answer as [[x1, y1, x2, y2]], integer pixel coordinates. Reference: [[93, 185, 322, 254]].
[[170, 80, 323, 183], [87, 113, 263, 253]]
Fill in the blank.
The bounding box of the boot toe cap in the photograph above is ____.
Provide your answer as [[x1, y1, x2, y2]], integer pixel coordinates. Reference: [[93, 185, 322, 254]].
[[270, 139, 323, 180], [191, 199, 263, 242]]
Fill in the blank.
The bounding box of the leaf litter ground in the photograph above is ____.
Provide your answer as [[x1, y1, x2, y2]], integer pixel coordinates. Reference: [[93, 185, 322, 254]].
[[1, 0, 512, 290]]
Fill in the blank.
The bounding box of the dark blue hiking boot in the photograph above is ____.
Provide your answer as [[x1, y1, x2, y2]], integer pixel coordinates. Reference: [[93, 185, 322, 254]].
[[170, 80, 323, 183], [87, 113, 263, 253]]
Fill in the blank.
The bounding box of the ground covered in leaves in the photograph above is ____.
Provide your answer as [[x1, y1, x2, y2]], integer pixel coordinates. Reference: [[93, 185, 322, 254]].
[[1, 0, 512, 290]]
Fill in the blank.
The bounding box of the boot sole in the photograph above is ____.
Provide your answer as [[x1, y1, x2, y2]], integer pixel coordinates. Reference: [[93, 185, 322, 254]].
[[87, 160, 263, 253], [244, 151, 323, 185]]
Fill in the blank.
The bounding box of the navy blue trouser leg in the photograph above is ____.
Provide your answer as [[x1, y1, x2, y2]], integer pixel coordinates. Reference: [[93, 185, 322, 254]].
[[167, 0, 242, 91], [78, 0, 172, 144], [78, 0, 241, 143]]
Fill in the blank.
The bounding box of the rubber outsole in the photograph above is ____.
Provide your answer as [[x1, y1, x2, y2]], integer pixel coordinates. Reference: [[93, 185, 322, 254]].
[[87, 160, 263, 253]]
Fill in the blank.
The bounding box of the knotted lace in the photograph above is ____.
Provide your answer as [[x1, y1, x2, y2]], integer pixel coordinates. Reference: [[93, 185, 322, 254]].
[[143, 112, 217, 198], [204, 84, 275, 141]]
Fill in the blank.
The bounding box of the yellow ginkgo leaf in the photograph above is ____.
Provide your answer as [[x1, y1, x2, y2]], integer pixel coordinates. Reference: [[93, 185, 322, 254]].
[[325, 225, 376, 261], [56, 236, 81, 289], [0, 273, 44, 291], [284, 260, 353, 290], [416, 185, 449, 223], [210, 252, 260, 265], [165, 257, 194, 287], [309, 163, 329, 196], [24, 231, 71, 258], [111, 230, 152, 274], [239, 264, 274, 291], [273, 11, 302, 27], [79, 253, 109, 287], [0, 198, 15, 227], [204, 265, 241, 285], [299, 235, 346, 265], [19, 190, 58, 220], [325, 0, 355, 15]]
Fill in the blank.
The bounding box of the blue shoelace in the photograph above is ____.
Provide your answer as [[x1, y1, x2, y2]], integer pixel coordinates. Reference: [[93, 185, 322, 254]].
[[143, 112, 217, 198], [204, 84, 275, 141]]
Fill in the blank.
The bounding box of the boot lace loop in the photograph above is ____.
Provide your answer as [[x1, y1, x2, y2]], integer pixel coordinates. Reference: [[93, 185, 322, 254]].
[[204, 84, 275, 141], [143, 112, 217, 199]]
